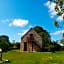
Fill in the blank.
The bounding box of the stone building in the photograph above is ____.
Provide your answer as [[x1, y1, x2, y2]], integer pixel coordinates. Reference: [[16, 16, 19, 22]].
[[20, 28, 43, 52]]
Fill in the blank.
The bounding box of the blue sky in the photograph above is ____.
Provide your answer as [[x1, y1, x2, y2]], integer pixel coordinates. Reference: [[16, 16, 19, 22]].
[[0, 0, 63, 42]]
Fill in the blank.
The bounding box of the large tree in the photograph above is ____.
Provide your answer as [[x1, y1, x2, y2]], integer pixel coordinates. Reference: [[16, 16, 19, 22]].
[[33, 26, 61, 51], [33, 26, 51, 49]]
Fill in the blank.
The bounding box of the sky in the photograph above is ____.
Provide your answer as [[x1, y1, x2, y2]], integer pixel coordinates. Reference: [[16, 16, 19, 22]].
[[0, 0, 63, 42]]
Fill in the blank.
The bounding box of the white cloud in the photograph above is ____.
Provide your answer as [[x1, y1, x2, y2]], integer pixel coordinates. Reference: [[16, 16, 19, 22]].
[[18, 29, 29, 36], [51, 30, 64, 35], [57, 16, 63, 22], [45, 1, 57, 18], [45, 1, 50, 6], [45, 1, 64, 21], [56, 14, 64, 22], [9, 19, 29, 27]]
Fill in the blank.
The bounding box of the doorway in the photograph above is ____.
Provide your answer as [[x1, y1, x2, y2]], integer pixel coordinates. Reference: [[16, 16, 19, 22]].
[[24, 42, 27, 51]]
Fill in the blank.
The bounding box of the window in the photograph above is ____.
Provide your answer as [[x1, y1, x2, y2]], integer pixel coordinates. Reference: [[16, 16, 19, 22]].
[[30, 34, 33, 39]]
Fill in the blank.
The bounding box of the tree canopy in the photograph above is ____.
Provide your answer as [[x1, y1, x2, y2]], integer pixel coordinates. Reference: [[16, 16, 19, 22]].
[[0, 35, 10, 52], [33, 26, 62, 51], [0, 35, 10, 43], [33, 26, 51, 48]]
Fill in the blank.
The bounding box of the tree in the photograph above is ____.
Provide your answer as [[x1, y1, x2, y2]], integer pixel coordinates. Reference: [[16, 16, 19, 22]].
[[15, 42, 20, 49], [33, 26, 44, 33], [33, 26, 51, 50], [0, 39, 9, 52], [47, 41, 61, 52], [11, 42, 20, 49], [49, 0, 64, 38], [0, 35, 10, 43], [60, 39, 64, 44], [0, 35, 11, 52], [33, 26, 62, 51]]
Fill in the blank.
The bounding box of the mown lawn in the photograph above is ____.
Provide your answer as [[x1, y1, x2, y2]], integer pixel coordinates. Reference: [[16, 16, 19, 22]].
[[2, 50, 64, 64]]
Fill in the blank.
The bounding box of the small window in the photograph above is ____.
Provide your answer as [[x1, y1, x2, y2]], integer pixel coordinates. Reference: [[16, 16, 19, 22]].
[[30, 34, 33, 37], [30, 34, 33, 39]]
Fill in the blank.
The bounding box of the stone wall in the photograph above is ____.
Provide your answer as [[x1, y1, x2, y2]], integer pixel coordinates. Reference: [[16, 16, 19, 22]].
[[20, 29, 43, 52]]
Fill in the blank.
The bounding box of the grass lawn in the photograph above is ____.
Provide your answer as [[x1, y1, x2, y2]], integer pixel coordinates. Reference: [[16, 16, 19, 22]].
[[2, 50, 64, 64]]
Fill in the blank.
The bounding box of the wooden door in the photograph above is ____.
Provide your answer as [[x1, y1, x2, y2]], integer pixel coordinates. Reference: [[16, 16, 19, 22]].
[[24, 42, 27, 51]]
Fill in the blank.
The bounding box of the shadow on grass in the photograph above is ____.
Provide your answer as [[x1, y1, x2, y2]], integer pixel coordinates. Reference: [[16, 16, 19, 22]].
[[0, 60, 11, 64]]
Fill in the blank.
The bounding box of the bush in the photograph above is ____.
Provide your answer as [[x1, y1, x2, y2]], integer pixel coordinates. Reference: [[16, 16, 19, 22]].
[[11, 42, 20, 49], [0, 40, 10, 52], [15, 42, 20, 49], [48, 44, 55, 52], [47, 41, 61, 52]]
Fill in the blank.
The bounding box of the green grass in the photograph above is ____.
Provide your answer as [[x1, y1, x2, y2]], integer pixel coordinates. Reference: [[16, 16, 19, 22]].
[[2, 50, 64, 64]]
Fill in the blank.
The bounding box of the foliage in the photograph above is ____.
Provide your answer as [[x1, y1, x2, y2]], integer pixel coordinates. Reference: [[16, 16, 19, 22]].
[[33, 26, 51, 50], [0, 35, 11, 52], [61, 46, 64, 50], [50, 0, 64, 16], [11, 42, 20, 49], [49, 0, 64, 38], [39, 32, 50, 47], [48, 41, 61, 52], [33, 26, 45, 33], [62, 33, 64, 38], [54, 20, 59, 28], [0, 39, 9, 52], [15, 42, 20, 49], [60, 39, 64, 44], [48, 44, 55, 52], [0, 35, 10, 43]]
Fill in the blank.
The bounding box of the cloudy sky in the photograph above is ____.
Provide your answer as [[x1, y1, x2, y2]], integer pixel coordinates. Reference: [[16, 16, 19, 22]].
[[0, 0, 63, 42]]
